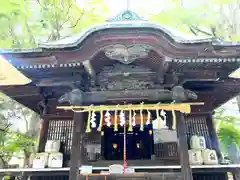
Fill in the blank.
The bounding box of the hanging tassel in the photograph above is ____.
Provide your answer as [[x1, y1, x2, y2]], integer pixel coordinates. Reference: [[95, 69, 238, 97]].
[[86, 111, 92, 133], [128, 110, 133, 132], [156, 109, 161, 129], [172, 110, 176, 130], [132, 111, 136, 127], [97, 110, 103, 132], [114, 110, 118, 132], [146, 110, 151, 125]]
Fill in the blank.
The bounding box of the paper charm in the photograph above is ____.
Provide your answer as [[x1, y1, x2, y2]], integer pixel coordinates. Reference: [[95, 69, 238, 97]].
[[146, 110, 151, 125], [160, 110, 166, 121], [140, 102, 144, 131], [119, 110, 126, 126], [90, 111, 96, 128], [132, 111, 136, 127], [104, 110, 111, 127], [160, 110, 168, 128], [140, 109, 144, 131]]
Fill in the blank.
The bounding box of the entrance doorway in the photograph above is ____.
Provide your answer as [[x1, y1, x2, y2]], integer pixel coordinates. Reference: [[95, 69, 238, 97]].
[[102, 125, 154, 160]]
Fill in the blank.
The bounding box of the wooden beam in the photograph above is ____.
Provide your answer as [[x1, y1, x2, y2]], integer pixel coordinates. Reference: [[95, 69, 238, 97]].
[[176, 111, 193, 180], [83, 88, 197, 103]]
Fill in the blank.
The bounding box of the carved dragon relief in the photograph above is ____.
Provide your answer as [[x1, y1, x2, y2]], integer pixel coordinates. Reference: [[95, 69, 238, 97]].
[[89, 63, 163, 91]]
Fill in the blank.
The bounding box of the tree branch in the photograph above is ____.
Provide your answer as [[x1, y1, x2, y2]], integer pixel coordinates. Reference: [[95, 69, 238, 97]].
[[35, 0, 45, 8], [59, 3, 73, 28], [188, 26, 198, 36], [68, 10, 85, 28], [188, 25, 214, 36]]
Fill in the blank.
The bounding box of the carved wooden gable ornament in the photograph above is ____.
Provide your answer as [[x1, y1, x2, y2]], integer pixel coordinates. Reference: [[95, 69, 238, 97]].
[[104, 44, 151, 64], [90, 63, 161, 91]]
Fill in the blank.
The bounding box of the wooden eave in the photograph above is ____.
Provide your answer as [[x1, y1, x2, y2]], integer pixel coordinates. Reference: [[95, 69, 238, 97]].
[[1, 12, 240, 112]]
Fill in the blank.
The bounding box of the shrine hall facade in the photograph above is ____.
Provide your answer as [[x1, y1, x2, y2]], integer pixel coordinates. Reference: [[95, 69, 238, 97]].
[[1, 10, 240, 180]]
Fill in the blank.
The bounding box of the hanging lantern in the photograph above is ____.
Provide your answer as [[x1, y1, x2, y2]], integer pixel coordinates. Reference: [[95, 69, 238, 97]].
[[104, 110, 112, 127], [149, 130, 152, 135], [113, 143, 118, 149], [90, 111, 97, 128], [119, 111, 125, 127], [146, 110, 151, 125]]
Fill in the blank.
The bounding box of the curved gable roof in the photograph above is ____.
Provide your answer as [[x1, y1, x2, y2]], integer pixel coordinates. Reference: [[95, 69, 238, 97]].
[[0, 10, 240, 54]]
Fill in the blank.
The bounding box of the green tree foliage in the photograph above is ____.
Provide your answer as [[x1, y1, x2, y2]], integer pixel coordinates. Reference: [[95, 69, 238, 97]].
[[214, 108, 240, 153], [0, 0, 33, 48], [35, 0, 108, 41], [0, 95, 39, 167], [150, 0, 240, 41], [0, 0, 109, 48]]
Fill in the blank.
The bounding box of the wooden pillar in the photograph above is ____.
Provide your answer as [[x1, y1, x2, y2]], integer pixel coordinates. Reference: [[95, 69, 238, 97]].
[[64, 89, 85, 180], [176, 111, 193, 180], [100, 134, 105, 160], [38, 118, 49, 152], [69, 112, 85, 180], [37, 96, 50, 153]]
